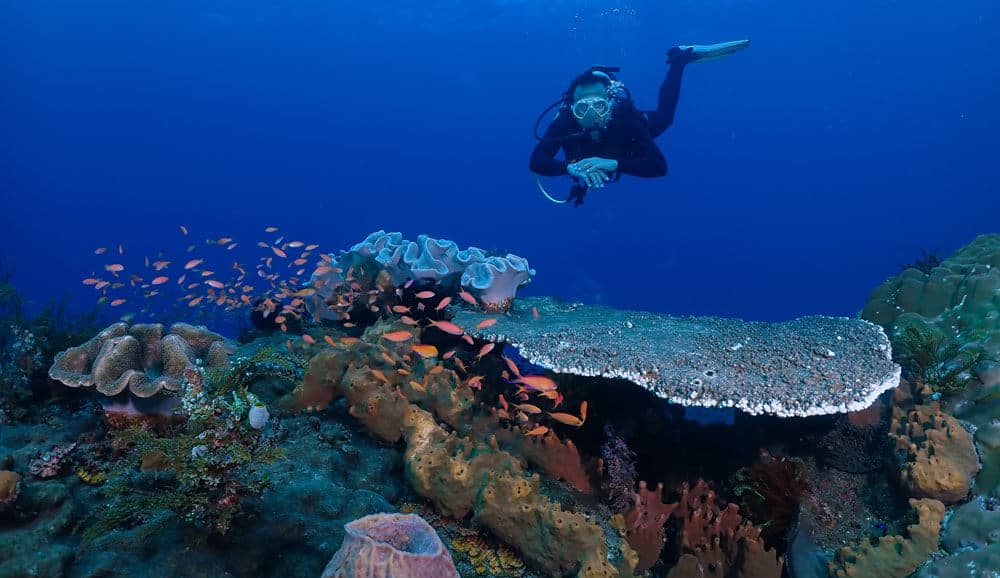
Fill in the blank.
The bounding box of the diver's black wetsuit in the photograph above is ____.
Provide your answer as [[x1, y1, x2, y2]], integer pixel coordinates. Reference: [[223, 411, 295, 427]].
[[529, 60, 687, 179]]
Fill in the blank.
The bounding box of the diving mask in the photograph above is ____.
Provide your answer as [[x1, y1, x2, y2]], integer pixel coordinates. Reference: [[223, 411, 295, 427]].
[[571, 96, 611, 119]]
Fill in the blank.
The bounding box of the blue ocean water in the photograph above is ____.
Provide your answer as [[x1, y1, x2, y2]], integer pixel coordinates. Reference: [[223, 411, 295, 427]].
[[2, 0, 998, 326]]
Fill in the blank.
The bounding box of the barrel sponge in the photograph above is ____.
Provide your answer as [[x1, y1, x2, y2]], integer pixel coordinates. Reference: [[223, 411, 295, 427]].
[[321, 513, 459, 578], [461, 255, 535, 313]]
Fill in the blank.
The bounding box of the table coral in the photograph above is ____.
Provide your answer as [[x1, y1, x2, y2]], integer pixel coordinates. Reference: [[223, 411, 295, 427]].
[[454, 296, 899, 418]]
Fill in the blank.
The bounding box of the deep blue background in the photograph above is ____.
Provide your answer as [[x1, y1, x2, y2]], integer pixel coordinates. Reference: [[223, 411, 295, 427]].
[[2, 1, 997, 330]]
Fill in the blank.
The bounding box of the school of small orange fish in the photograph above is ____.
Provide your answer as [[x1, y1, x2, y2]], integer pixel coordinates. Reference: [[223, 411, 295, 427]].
[[83, 225, 587, 438]]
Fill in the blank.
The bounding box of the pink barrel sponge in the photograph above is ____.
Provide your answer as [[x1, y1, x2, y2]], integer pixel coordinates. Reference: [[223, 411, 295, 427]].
[[321, 513, 458, 578]]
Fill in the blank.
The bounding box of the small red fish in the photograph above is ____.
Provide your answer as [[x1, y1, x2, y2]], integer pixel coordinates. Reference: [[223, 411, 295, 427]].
[[518, 375, 557, 392], [476, 343, 495, 358], [414, 290, 435, 299], [476, 318, 497, 329], [428, 319, 463, 336], [525, 425, 549, 436], [382, 331, 413, 343]]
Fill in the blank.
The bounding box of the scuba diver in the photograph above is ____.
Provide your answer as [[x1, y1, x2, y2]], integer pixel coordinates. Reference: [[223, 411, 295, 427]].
[[530, 40, 750, 206]]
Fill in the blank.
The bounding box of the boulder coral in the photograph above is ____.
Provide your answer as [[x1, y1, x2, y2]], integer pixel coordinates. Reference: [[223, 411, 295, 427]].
[[863, 233, 1000, 358]]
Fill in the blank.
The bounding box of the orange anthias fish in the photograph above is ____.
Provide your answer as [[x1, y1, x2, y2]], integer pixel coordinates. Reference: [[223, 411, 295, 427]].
[[476, 318, 497, 329], [458, 289, 477, 305], [547, 401, 587, 427], [414, 290, 435, 299], [184, 259, 203, 270], [476, 343, 495, 358], [427, 319, 463, 336], [525, 425, 549, 436], [517, 375, 557, 392], [410, 344, 438, 358], [382, 330, 413, 343]]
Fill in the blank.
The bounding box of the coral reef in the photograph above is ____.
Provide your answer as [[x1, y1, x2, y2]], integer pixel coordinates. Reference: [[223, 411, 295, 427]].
[[321, 513, 459, 578], [81, 364, 284, 544], [829, 498, 945, 578], [619, 481, 677, 572], [941, 495, 1000, 551], [889, 399, 980, 505], [0, 470, 20, 508], [295, 343, 636, 577], [666, 479, 783, 578], [599, 426, 639, 514], [863, 233, 1000, 359], [28, 442, 77, 479], [816, 416, 888, 473], [449, 532, 526, 577], [460, 256, 534, 313], [891, 322, 992, 394], [730, 456, 808, 551]]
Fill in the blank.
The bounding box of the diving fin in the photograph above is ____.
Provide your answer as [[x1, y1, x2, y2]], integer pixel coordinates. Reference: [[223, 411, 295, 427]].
[[678, 39, 750, 63]]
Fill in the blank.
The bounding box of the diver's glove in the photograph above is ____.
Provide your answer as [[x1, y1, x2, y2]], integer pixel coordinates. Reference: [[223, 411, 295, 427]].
[[667, 46, 698, 66]]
